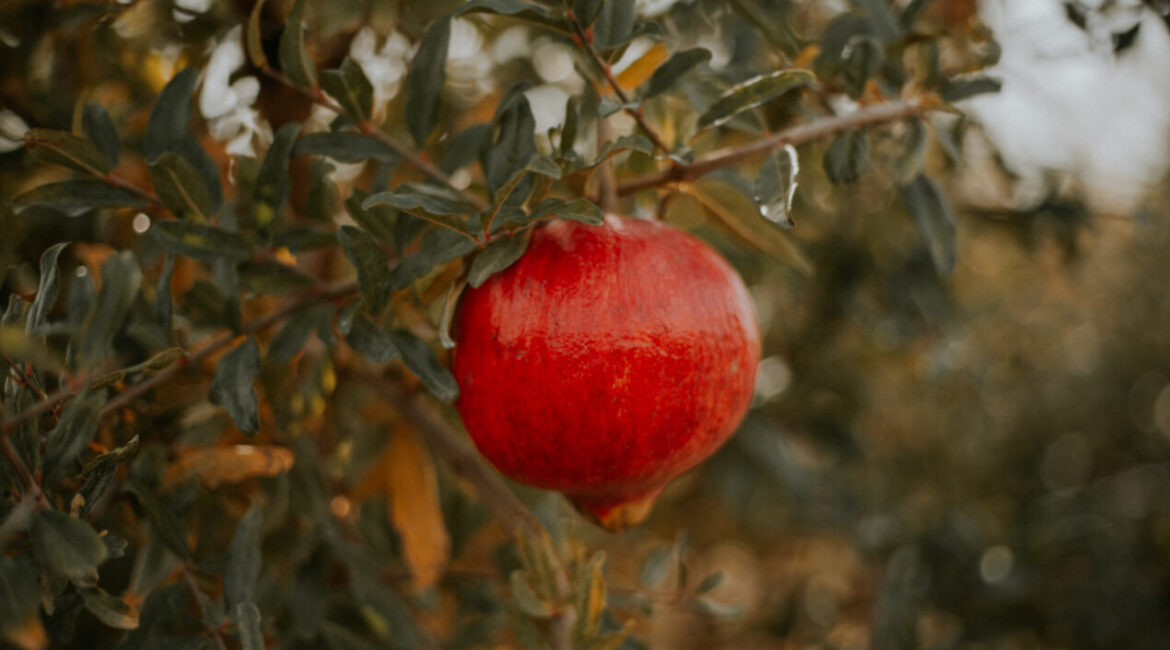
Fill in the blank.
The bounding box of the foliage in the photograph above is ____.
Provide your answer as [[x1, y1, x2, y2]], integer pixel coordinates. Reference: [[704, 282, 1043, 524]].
[[5, 0, 1159, 649]]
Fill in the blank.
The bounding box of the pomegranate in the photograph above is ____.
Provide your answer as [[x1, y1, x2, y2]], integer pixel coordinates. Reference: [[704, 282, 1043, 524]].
[[452, 215, 760, 530]]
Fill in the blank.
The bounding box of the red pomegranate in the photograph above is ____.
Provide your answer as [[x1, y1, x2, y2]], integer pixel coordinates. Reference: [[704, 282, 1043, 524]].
[[452, 215, 760, 530]]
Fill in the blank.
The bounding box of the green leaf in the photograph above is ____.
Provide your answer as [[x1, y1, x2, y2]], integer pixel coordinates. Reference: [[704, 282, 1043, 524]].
[[755, 145, 799, 230], [236, 601, 264, 650], [122, 480, 192, 560], [560, 96, 581, 155], [292, 132, 401, 164], [152, 220, 253, 263], [210, 339, 262, 434], [582, 134, 653, 170], [841, 35, 883, 98], [389, 329, 458, 401], [441, 124, 490, 174], [24, 128, 109, 176], [469, 231, 530, 288], [253, 123, 302, 227], [238, 261, 315, 295], [691, 597, 744, 620], [247, 0, 269, 68], [689, 179, 811, 273], [0, 327, 64, 374], [940, 76, 1002, 103], [573, 0, 603, 25], [27, 242, 69, 333], [362, 186, 475, 236], [144, 68, 224, 214], [343, 311, 400, 363], [150, 151, 215, 222], [696, 69, 815, 131], [80, 586, 140, 630], [483, 90, 537, 195], [901, 174, 956, 275], [695, 572, 724, 594], [593, 0, 637, 51], [892, 119, 927, 184], [74, 252, 141, 370], [81, 104, 120, 168], [406, 16, 451, 147], [44, 391, 107, 483], [272, 226, 338, 253], [823, 128, 869, 184], [391, 229, 478, 290], [639, 545, 671, 588], [527, 197, 604, 226], [0, 557, 40, 635], [30, 510, 108, 585], [455, 0, 564, 30], [345, 190, 397, 243], [642, 48, 712, 99], [226, 504, 263, 609], [279, 0, 316, 89], [320, 58, 374, 123], [510, 570, 554, 618], [337, 225, 393, 314], [11, 179, 146, 216], [267, 304, 334, 365], [155, 252, 176, 332]]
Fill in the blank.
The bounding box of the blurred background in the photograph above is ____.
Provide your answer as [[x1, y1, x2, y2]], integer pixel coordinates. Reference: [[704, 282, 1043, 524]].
[[4, 0, 1170, 648]]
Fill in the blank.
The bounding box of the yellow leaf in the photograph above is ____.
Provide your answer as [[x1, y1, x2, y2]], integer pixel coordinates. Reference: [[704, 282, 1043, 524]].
[[685, 179, 813, 274], [386, 425, 450, 591], [615, 43, 669, 92], [165, 445, 295, 488]]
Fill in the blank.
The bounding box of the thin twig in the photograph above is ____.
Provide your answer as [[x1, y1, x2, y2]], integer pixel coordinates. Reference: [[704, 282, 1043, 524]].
[[378, 380, 578, 650], [567, 12, 675, 159], [0, 435, 44, 508], [617, 97, 931, 196]]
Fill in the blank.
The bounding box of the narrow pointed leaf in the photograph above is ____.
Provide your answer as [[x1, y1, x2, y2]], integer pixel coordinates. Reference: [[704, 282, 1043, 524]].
[[292, 132, 401, 163], [267, 304, 334, 365], [80, 587, 140, 630], [122, 481, 192, 560], [24, 128, 109, 176], [81, 104, 120, 168], [279, 0, 316, 89], [320, 58, 373, 123], [901, 174, 956, 275], [152, 221, 253, 262], [362, 188, 474, 236], [238, 261, 315, 295], [246, 0, 269, 68], [688, 179, 811, 273], [209, 339, 262, 434], [253, 123, 301, 227], [236, 601, 264, 650], [593, 0, 637, 51], [940, 76, 1001, 103], [389, 330, 458, 401], [345, 190, 397, 243], [225, 504, 263, 608], [343, 312, 400, 363], [145, 68, 223, 213], [74, 252, 141, 370], [823, 128, 869, 184], [527, 197, 604, 226], [43, 391, 107, 483], [696, 69, 815, 131], [150, 151, 215, 222], [755, 144, 799, 229], [11, 179, 146, 216], [30, 510, 108, 585], [337, 225, 393, 314], [406, 16, 451, 147], [27, 242, 69, 332], [469, 231, 530, 288], [642, 48, 712, 99], [483, 90, 536, 195]]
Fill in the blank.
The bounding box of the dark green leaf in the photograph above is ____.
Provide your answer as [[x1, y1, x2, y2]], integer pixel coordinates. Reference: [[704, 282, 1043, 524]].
[[406, 16, 451, 147], [337, 225, 393, 314], [343, 311, 400, 363], [597, 95, 625, 119], [362, 187, 475, 235], [152, 221, 253, 263], [210, 339, 262, 434], [225, 504, 263, 609], [593, 0, 637, 51], [11, 179, 146, 216], [901, 174, 956, 275], [573, 0, 603, 26], [582, 134, 653, 170], [0, 556, 40, 634], [320, 58, 374, 122], [455, 0, 563, 30], [81, 104, 120, 168], [510, 571, 554, 618], [441, 124, 490, 174], [527, 197, 603, 226], [695, 572, 724, 594], [80, 586, 139, 630], [642, 48, 712, 99], [279, 0, 316, 89], [560, 96, 580, 155], [391, 228, 478, 290], [24, 128, 109, 175], [272, 226, 338, 252], [247, 0, 268, 68], [696, 69, 815, 131], [122, 480, 192, 560], [238, 261, 315, 295], [44, 391, 106, 483], [293, 132, 401, 165], [156, 252, 176, 332], [823, 128, 869, 184], [236, 601, 264, 650], [813, 13, 871, 78], [755, 145, 799, 229], [841, 35, 883, 98], [345, 190, 397, 243], [74, 252, 141, 370], [389, 329, 458, 401], [253, 123, 301, 227], [483, 89, 537, 195], [144, 68, 224, 214], [469, 231, 529, 288], [30, 510, 108, 585], [892, 119, 927, 184], [940, 76, 1002, 102], [27, 242, 69, 333], [150, 151, 215, 222], [851, 0, 900, 43], [267, 304, 334, 365]]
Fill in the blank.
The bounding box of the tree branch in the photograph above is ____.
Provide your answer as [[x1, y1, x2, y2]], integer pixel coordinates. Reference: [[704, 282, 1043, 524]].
[[617, 97, 932, 196]]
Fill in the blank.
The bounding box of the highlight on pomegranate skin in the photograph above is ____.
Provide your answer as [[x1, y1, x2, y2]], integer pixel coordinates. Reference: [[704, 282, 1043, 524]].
[[452, 214, 761, 531]]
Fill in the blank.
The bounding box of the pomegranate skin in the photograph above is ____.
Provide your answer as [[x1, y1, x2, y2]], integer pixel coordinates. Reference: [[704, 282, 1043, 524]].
[[452, 215, 760, 529]]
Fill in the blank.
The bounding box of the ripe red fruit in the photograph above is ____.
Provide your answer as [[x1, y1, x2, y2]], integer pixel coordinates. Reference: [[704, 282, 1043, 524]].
[[452, 215, 760, 530]]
